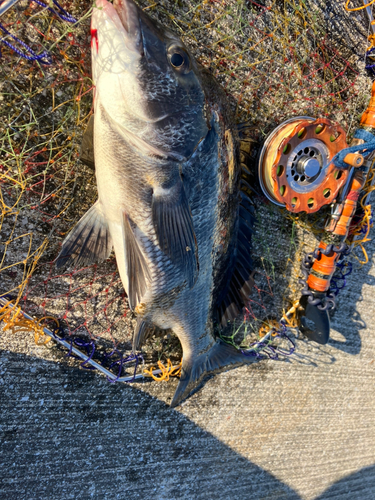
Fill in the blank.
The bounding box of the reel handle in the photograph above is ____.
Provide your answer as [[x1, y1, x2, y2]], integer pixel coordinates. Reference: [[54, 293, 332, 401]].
[[342, 153, 364, 168]]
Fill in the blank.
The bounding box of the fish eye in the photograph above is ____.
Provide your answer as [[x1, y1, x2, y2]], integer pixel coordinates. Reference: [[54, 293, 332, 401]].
[[167, 46, 190, 74], [171, 53, 184, 67]]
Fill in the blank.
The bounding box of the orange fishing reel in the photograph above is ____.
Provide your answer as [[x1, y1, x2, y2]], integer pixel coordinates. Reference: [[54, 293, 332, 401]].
[[258, 116, 351, 214], [258, 103, 375, 345]]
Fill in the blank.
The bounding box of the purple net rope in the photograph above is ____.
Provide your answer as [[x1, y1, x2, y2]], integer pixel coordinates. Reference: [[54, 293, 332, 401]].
[[365, 47, 375, 74], [32, 0, 77, 23], [0, 22, 52, 63], [103, 349, 143, 383], [0, 0, 77, 64], [240, 320, 295, 360], [51, 322, 143, 383], [329, 260, 352, 296]]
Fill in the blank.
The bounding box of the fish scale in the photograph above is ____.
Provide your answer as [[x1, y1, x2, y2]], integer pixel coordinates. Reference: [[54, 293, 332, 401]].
[[56, 0, 257, 406]]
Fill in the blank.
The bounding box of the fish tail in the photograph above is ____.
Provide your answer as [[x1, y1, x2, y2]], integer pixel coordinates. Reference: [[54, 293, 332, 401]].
[[170, 341, 256, 408]]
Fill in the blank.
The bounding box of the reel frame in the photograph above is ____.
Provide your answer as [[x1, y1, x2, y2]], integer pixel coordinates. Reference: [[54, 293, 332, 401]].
[[258, 117, 349, 214]]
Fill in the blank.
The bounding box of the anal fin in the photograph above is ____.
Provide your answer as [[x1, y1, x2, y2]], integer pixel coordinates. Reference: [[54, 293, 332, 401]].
[[152, 179, 198, 288], [133, 318, 154, 351], [55, 201, 112, 269], [170, 341, 257, 408], [124, 214, 151, 310]]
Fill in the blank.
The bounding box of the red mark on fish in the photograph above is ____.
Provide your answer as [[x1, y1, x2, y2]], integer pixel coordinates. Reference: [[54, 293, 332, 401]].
[[91, 28, 99, 53]]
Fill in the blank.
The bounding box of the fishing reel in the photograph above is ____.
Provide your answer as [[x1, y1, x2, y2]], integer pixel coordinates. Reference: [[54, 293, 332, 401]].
[[258, 114, 373, 345], [258, 116, 350, 214]]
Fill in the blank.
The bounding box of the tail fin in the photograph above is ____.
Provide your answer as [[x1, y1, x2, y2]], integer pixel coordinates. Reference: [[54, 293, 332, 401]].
[[170, 341, 257, 408]]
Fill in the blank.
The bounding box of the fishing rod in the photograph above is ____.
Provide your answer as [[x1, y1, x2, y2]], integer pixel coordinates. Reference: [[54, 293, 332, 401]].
[[0, 0, 22, 18]]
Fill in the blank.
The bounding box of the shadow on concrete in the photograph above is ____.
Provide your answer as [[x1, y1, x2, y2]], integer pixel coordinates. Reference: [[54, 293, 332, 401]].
[[286, 341, 337, 368], [316, 465, 375, 499], [0, 350, 300, 500], [1, 350, 375, 500]]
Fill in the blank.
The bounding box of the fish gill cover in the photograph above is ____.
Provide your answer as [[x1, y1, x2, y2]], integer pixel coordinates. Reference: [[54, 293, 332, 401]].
[[0, 0, 373, 380]]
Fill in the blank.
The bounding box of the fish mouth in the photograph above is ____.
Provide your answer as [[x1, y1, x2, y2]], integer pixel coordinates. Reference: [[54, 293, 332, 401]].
[[95, 0, 144, 55], [113, 0, 135, 34], [113, 0, 143, 54]]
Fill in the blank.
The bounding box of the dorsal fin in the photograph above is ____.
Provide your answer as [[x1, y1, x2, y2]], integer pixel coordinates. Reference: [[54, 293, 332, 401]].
[[216, 184, 255, 326]]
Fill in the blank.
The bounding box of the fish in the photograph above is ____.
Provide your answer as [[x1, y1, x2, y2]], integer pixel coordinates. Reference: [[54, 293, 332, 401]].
[[56, 0, 257, 407]]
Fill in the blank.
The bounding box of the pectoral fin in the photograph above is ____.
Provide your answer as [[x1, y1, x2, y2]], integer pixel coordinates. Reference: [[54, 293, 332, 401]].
[[55, 201, 112, 269], [80, 114, 95, 169], [152, 180, 198, 288]]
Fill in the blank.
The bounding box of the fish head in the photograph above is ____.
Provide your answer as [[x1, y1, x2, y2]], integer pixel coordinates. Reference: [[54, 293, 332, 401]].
[[91, 0, 209, 159]]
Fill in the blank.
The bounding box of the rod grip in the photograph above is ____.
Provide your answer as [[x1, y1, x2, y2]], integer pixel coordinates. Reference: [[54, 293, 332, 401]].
[[307, 243, 338, 292]]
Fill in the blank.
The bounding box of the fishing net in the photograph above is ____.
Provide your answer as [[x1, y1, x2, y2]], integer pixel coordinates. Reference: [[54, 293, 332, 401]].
[[0, 0, 374, 379]]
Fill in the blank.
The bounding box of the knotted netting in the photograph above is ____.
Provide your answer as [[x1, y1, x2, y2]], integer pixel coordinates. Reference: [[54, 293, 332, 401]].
[[0, 0, 374, 379]]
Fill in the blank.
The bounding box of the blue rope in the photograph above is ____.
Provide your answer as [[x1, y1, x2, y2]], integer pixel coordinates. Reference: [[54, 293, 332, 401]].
[[331, 129, 375, 169], [0, 0, 77, 64], [0, 22, 52, 63]]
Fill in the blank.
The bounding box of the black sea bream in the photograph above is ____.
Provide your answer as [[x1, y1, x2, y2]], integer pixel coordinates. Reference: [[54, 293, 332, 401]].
[[56, 0, 256, 406]]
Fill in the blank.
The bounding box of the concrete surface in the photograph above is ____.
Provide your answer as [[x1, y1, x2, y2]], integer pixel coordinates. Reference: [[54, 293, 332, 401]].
[[1, 238, 375, 500]]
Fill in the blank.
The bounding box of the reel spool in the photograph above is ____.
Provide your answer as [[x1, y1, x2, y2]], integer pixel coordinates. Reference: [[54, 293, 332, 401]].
[[258, 117, 349, 213]]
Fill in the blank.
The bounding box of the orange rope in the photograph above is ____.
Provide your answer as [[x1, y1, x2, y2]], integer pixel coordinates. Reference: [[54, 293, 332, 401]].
[[143, 358, 182, 381]]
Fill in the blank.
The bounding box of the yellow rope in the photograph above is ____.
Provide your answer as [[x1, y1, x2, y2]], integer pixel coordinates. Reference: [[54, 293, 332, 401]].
[[344, 0, 375, 12], [0, 301, 22, 330], [258, 319, 280, 338], [0, 300, 54, 345], [349, 159, 375, 264], [281, 300, 301, 328], [350, 204, 372, 263], [344, 0, 375, 49], [143, 358, 182, 381], [368, 34, 375, 51]]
